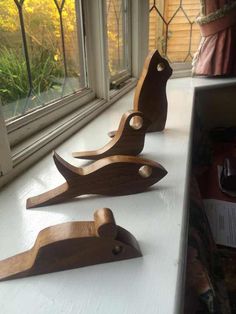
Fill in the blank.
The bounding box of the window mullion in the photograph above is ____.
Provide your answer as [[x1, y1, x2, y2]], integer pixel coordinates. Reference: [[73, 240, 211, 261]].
[[126, 0, 132, 74], [75, 0, 87, 88], [131, 0, 149, 78], [0, 101, 12, 176], [82, 0, 109, 100]]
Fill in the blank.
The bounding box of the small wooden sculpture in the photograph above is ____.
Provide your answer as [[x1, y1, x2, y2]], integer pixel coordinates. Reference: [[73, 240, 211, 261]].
[[109, 50, 172, 137], [26, 152, 167, 208], [72, 111, 150, 160], [0, 208, 142, 281]]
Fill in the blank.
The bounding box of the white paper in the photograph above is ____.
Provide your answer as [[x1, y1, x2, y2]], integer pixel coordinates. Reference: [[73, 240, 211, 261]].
[[204, 199, 236, 248]]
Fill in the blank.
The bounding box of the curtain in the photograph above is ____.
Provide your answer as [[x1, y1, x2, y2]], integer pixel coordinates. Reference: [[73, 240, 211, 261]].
[[193, 0, 236, 76]]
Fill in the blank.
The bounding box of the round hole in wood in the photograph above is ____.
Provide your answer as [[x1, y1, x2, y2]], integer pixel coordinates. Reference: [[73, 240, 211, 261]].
[[139, 165, 152, 178], [129, 116, 143, 130], [112, 245, 123, 255], [157, 62, 165, 72]]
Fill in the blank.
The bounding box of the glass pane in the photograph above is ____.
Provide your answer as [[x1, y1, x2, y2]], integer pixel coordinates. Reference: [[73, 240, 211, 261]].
[[0, 1, 29, 120], [106, 0, 130, 80], [149, 0, 201, 63], [149, 1, 167, 56], [0, 0, 85, 122], [167, 8, 191, 62]]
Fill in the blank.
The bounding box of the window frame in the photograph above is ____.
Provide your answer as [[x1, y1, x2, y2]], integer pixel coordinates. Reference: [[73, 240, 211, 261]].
[[7, 89, 95, 146], [106, 0, 132, 88], [0, 99, 12, 176]]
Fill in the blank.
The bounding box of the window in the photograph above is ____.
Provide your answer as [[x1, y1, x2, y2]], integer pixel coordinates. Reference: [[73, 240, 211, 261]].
[[149, 0, 201, 63], [0, 0, 86, 122], [106, 0, 131, 89]]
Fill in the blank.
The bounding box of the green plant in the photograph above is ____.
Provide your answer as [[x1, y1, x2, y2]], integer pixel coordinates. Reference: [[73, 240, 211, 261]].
[[0, 47, 64, 105]]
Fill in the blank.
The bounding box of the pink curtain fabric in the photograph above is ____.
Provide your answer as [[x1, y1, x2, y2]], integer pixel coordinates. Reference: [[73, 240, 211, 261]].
[[193, 0, 236, 76]]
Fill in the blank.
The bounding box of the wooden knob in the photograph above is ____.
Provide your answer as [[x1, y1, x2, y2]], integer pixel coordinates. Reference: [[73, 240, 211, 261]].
[[94, 208, 117, 238]]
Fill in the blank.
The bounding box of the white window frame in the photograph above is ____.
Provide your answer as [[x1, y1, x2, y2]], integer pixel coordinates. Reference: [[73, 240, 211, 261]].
[[0, 100, 12, 176], [106, 0, 132, 89], [0, 0, 149, 187]]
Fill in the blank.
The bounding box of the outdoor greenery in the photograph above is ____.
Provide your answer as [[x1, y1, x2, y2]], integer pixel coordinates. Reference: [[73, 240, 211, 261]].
[[0, 0, 79, 115], [0, 47, 63, 104]]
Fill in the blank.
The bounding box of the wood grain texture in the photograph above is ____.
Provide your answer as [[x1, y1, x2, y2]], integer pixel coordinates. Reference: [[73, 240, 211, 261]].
[[72, 111, 150, 160], [26, 152, 167, 208], [133, 49, 172, 132], [108, 50, 172, 137], [0, 208, 142, 281]]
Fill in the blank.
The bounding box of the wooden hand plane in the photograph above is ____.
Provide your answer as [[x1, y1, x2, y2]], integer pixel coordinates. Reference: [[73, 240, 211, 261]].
[[0, 208, 141, 281], [26, 152, 167, 208], [72, 110, 150, 160]]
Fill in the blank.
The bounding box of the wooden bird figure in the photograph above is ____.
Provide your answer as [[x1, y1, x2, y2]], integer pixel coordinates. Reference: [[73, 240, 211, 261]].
[[72, 110, 150, 160]]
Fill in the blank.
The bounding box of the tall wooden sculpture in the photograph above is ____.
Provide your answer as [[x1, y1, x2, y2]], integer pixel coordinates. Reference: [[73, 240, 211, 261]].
[[109, 50, 172, 138], [133, 49, 172, 132]]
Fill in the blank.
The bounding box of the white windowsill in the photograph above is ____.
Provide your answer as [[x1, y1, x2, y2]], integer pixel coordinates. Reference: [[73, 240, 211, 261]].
[[0, 77, 236, 314]]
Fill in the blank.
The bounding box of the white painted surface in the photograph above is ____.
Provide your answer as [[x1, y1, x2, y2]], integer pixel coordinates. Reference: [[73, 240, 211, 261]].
[[0, 77, 236, 314]]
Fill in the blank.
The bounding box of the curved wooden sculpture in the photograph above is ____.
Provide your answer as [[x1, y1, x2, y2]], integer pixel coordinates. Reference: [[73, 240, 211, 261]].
[[26, 152, 167, 208], [0, 208, 142, 281], [108, 50, 172, 137], [72, 111, 150, 160], [133, 49, 172, 132]]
